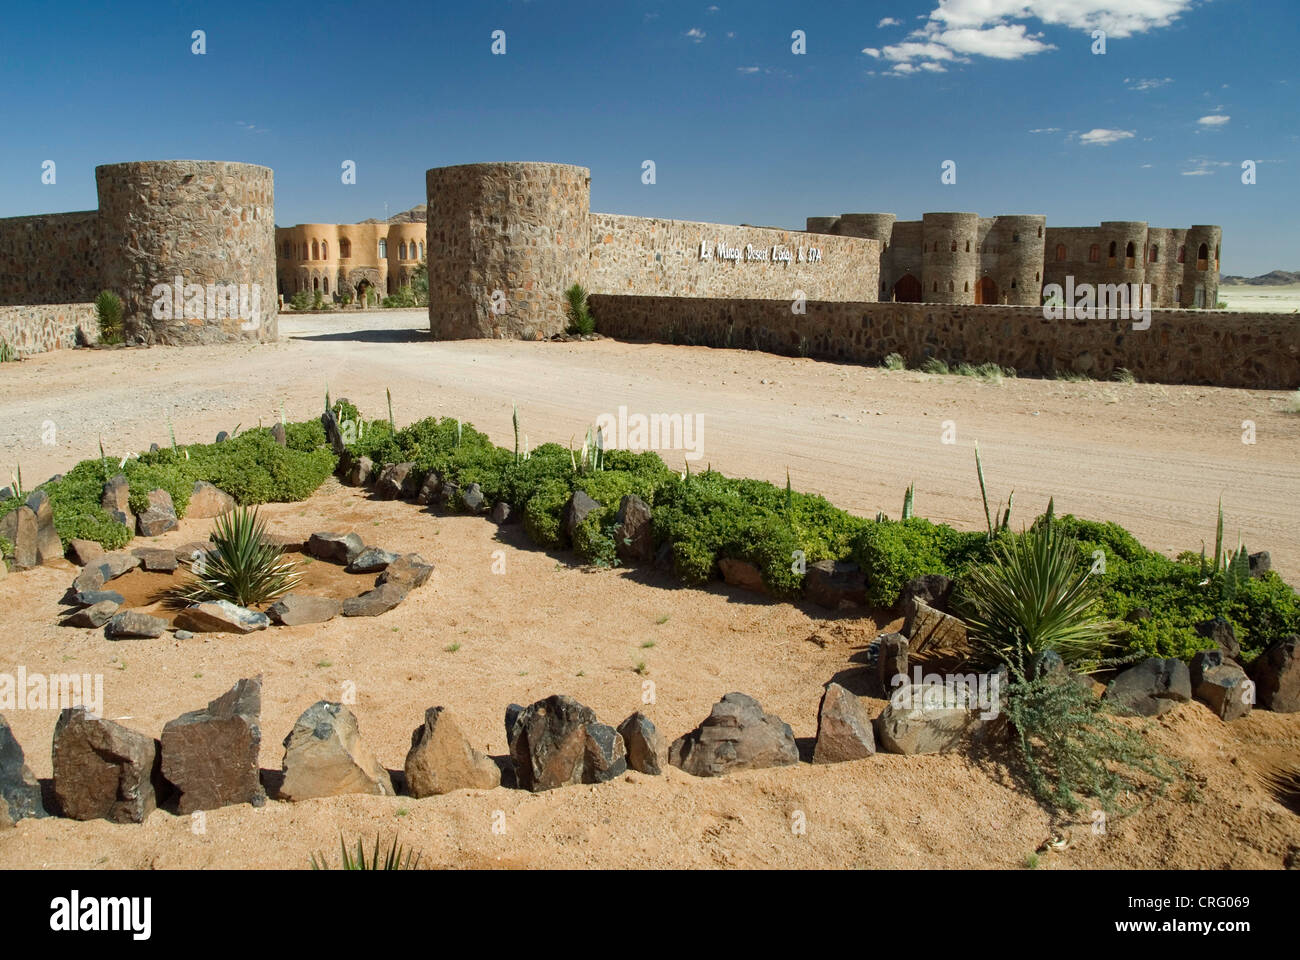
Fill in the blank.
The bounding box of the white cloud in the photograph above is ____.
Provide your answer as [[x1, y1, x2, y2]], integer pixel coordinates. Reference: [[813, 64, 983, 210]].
[[862, 47, 880, 57], [1028, 127, 1061, 134], [1077, 128, 1136, 145], [1125, 76, 1172, 91], [1198, 114, 1231, 126], [876, 1, 1195, 77], [878, 17, 902, 27], [737, 66, 760, 73], [684, 27, 706, 42], [707, 4, 719, 12]]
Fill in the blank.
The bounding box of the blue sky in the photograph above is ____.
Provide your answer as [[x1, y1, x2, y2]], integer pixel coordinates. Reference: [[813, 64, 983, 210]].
[[1, 0, 1295, 273]]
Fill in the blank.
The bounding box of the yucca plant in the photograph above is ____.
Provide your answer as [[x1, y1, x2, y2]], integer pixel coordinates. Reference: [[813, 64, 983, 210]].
[[901, 482, 915, 520], [310, 833, 422, 870], [9, 464, 24, 501], [974, 442, 1013, 538], [513, 402, 521, 465], [173, 506, 301, 608], [955, 523, 1119, 670], [387, 388, 395, 431]]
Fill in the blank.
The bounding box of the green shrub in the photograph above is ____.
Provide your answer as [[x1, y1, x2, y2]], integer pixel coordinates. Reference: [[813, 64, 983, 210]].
[[290, 290, 311, 311], [882, 352, 906, 370], [382, 286, 418, 308], [523, 478, 571, 548], [172, 505, 301, 607], [95, 291, 124, 345], [849, 517, 992, 608]]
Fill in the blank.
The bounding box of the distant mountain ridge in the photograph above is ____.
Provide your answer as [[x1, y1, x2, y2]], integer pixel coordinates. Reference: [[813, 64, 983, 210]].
[[1220, 270, 1300, 286], [361, 203, 426, 224]]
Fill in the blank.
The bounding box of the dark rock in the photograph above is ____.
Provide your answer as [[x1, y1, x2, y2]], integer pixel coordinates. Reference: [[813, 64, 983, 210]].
[[132, 547, 178, 573], [405, 707, 500, 797], [52, 708, 160, 823], [505, 703, 525, 741], [307, 531, 364, 564], [876, 632, 910, 698], [613, 494, 654, 564], [508, 694, 624, 791], [279, 701, 394, 800], [136, 489, 178, 537], [490, 501, 513, 524], [437, 480, 460, 508], [101, 473, 134, 530], [267, 594, 341, 626], [105, 610, 168, 640], [67, 538, 104, 566], [62, 600, 120, 628], [1105, 658, 1193, 716], [0, 714, 47, 823], [415, 471, 441, 505], [378, 553, 434, 590], [26, 491, 63, 565], [901, 573, 954, 614], [215, 431, 229, 443], [805, 560, 868, 609], [0, 506, 38, 570], [187, 481, 234, 519], [320, 410, 346, 456], [269, 422, 287, 447], [71, 589, 124, 608], [719, 557, 766, 594], [668, 692, 799, 777], [903, 599, 968, 655], [342, 583, 409, 617], [174, 600, 270, 634], [345, 455, 375, 487], [1195, 617, 1240, 660], [175, 630, 194, 640], [1189, 651, 1252, 721], [1032, 649, 1066, 678], [1249, 551, 1271, 578], [1125, 607, 1152, 623], [161, 677, 265, 813], [813, 683, 876, 762], [461, 482, 487, 513], [346, 547, 397, 573], [1252, 636, 1300, 713], [617, 712, 663, 775], [374, 462, 417, 500], [561, 491, 602, 543]]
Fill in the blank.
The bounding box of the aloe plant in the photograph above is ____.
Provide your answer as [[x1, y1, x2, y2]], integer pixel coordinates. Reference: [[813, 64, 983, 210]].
[[311, 833, 422, 870], [98, 436, 110, 482], [512, 402, 520, 465], [901, 482, 915, 520], [975, 442, 1013, 538], [168, 418, 179, 456], [8, 464, 23, 501], [172, 506, 301, 607], [387, 387, 395, 431]]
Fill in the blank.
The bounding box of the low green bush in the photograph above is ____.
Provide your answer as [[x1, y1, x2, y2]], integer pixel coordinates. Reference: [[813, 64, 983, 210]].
[[849, 517, 994, 608], [94, 291, 124, 345]]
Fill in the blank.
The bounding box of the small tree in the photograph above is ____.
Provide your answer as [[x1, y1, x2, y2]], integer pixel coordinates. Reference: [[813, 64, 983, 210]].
[[565, 283, 595, 335], [95, 291, 124, 344], [411, 258, 429, 306]]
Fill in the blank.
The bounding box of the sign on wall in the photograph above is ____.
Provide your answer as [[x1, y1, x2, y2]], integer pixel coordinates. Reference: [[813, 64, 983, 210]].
[[698, 240, 822, 264]]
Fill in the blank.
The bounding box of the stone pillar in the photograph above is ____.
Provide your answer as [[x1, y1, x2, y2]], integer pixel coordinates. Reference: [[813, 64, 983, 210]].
[[425, 162, 590, 340], [95, 161, 277, 344]]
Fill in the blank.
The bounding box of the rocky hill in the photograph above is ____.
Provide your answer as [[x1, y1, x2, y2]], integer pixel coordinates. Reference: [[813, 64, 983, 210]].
[[1219, 269, 1300, 286]]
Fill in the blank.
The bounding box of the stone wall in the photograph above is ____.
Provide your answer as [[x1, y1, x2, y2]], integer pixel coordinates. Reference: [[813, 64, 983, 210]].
[[426, 162, 591, 340], [95, 161, 278, 345], [588, 213, 878, 302], [0, 303, 99, 356], [0, 211, 101, 306], [589, 295, 1300, 389]]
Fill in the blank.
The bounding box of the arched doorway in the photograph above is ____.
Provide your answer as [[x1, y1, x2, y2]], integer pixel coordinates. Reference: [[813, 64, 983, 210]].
[[975, 275, 998, 305], [892, 274, 922, 303], [355, 279, 373, 306]]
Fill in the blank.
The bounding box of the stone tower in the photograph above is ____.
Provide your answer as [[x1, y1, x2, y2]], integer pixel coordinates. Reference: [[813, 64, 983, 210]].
[[95, 161, 277, 344], [425, 161, 591, 340]]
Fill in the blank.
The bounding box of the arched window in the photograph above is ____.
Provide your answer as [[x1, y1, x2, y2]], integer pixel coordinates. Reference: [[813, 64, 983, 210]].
[[1150, 244, 1159, 263], [948, 280, 954, 292], [322, 241, 329, 259], [1035, 271, 1039, 281], [1196, 243, 1208, 270], [339, 238, 351, 259], [323, 277, 330, 294], [1011, 279, 1017, 289], [1012, 232, 1020, 243], [1177, 245, 1185, 263], [1088, 244, 1100, 263], [1037, 225, 1043, 238], [1107, 241, 1117, 263], [1175, 284, 1182, 304], [964, 281, 969, 292], [419, 241, 425, 258], [950, 240, 957, 252], [312, 241, 319, 260], [1055, 244, 1067, 261], [379, 239, 388, 259], [312, 276, 319, 291], [400, 241, 407, 260], [965, 240, 970, 252], [1215, 244, 1220, 261], [1125, 241, 1136, 268]]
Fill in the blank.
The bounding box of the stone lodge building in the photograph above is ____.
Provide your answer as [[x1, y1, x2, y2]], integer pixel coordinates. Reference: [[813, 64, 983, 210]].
[[275, 221, 426, 302]]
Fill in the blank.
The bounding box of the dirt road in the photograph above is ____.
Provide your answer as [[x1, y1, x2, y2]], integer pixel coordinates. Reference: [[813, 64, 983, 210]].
[[3, 308, 1298, 577]]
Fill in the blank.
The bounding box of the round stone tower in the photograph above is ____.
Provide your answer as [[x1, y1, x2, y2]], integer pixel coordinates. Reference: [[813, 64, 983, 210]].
[[425, 161, 591, 339], [991, 215, 1047, 305], [1098, 221, 1149, 307], [922, 212, 980, 304], [95, 161, 277, 344], [1181, 225, 1222, 308]]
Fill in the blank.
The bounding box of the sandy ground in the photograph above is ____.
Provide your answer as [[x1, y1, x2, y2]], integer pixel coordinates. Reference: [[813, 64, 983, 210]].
[[0, 481, 1296, 869], [3, 309, 1298, 579], [1219, 283, 1300, 313], [0, 310, 1298, 869]]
